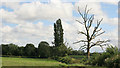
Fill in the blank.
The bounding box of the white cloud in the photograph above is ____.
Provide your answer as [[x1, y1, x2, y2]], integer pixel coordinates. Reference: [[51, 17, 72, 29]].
[[13, 1, 73, 21], [0, 9, 27, 24], [1, 1, 74, 23], [2, 26, 12, 32]]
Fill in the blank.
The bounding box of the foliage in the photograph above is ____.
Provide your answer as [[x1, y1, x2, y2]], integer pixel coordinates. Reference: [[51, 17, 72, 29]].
[[1, 44, 9, 55], [54, 19, 64, 47], [1, 44, 19, 56], [1, 42, 72, 58], [18, 46, 25, 56], [91, 52, 110, 66], [106, 45, 119, 55], [25, 43, 36, 57], [70, 50, 85, 55], [104, 46, 120, 68], [105, 54, 120, 68], [8, 43, 19, 56], [56, 56, 73, 64], [53, 43, 72, 57], [89, 45, 119, 67], [38, 41, 51, 58]]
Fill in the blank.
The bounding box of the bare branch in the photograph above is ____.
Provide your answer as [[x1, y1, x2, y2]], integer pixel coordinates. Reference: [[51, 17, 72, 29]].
[[96, 28, 102, 32], [86, 8, 92, 14], [78, 7, 84, 19], [76, 20, 84, 25], [78, 31, 87, 36], [84, 5, 88, 20], [79, 44, 87, 50], [73, 40, 88, 44], [90, 40, 110, 48], [90, 18, 103, 41], [97, 18, 103, 27], [88, 15, 94, 29], [79, 46, 87, 50], [95, 31, 105, 37], [84, 5, 87, 18], [91, 31, 105, 40], [100, 44, 109, 51]]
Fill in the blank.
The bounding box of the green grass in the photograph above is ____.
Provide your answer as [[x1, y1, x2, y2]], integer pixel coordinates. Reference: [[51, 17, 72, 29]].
[[2, 57, 107, 68], [2, 57, 66, 66]]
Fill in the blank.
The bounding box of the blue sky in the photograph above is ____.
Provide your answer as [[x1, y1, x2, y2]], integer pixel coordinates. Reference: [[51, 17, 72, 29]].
[[100, 2, 118, 18], [0, 1, 118, 52]]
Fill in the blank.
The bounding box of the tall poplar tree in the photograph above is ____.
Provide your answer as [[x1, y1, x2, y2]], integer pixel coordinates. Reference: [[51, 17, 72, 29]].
[[54, 19, 64, 47]]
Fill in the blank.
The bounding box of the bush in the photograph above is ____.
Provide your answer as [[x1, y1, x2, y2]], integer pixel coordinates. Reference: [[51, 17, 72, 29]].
[[56, 56, 73, 64], [79, 56, 88, 64], [105, 54, 120, 68], [106, 45, 119, 55], [89, 45, 120, 67], [90, 52, 111, 66], [53, 44, 72, 57]]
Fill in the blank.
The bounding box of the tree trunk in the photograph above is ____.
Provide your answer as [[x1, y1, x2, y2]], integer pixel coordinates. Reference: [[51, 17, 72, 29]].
[[87, 41, 90, 59], [87, 47, 90, 59]]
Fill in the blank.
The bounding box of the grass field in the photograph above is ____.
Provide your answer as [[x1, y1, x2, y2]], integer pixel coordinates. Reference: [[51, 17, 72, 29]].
[[2, 57, 66, 66], [2, 57, 106, 68]]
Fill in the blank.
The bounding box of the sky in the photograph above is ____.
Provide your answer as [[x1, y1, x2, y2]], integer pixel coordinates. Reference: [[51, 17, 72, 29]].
[[0, 0, 119, 52]]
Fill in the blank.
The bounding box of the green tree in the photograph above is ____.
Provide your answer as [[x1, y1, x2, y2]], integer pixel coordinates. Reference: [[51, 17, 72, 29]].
[[53, 44, 68, 57], [74, 6, 109, 59], [53, 19, 72, 57], [1, 44, 9, 55], [54, 19, 64, 47], [8, 43, 19, 56], [18, 46, 25, 56], [38, 41, 51, 58], [25, 43, 36, 57]]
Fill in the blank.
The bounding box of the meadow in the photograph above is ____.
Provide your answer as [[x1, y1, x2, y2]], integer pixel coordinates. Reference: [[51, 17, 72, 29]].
[[2, 57, 107, 68], [2, 57, 66, 66]]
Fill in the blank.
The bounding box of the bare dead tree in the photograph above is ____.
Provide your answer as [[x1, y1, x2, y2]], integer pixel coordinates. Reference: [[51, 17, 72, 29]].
[[73, 5, 110, 59]]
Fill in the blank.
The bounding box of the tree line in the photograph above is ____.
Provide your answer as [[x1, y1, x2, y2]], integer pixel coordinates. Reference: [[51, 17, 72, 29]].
[[1, 42, 84, 58]]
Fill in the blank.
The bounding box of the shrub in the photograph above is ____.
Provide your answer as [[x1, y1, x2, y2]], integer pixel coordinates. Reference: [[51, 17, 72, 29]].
[[53, 44, 72, 57], [79, 56, 88, 64], [89, 45, 119, 67], [71, 58, 80, 63], [106, 45, 119, 55], [56, 56, 73, 64], [90, 52, 111, 66], [105, 54, 120, 68]]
